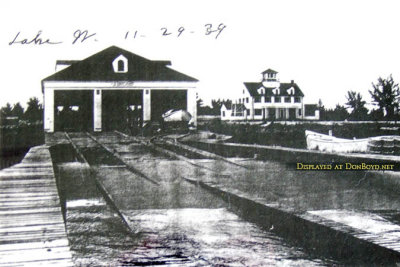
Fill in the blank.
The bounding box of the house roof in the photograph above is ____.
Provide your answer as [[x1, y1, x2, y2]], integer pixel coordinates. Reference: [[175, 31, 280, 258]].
[[42, 46, 198, 85], [222, 102, 232, 110], [261, 68, 278, 74], [232, 103, 246, 111], [221, 103, 246, 111], [244, 82, 304, 97]]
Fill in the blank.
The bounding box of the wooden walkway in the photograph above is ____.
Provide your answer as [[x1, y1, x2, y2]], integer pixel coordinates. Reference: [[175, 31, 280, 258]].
[[0, 146, 74, 266]]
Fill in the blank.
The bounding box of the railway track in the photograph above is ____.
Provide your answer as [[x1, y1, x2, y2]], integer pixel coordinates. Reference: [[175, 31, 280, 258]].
[[62, 131, 243, 232]]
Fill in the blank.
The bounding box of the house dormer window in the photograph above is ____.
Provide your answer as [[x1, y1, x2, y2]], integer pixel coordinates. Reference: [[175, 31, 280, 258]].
[[112, 55, 128, 73], [272, 88, 280, 95], [287, 87, 295, 95]]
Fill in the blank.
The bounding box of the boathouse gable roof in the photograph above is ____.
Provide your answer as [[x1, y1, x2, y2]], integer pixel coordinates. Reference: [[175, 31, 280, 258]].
[[42, 46, 198, 85]]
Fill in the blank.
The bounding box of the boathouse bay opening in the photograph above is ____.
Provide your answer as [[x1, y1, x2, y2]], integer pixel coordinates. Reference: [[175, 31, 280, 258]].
[[151, 90, 187, 121], [54, 90, 93, 132], [41, 46, 198, 132], [102, 90, 143, 131]]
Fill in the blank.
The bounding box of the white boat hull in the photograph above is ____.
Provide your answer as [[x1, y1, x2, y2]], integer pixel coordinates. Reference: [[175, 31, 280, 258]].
[[162, 109, 192, 122], [305, 130, 369, 153]]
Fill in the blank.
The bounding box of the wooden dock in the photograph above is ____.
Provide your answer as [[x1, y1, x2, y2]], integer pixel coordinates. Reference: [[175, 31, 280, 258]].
[[0, 145, 74, 266]]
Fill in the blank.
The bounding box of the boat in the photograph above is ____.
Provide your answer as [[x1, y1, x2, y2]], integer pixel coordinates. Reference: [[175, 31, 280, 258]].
[[162, 109, 192, 122], [305, 130, 370, 153], [306, 130, 400, 154]]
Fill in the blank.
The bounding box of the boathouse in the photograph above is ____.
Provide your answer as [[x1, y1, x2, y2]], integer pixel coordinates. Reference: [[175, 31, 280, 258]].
[[42, 46, 198, 132]]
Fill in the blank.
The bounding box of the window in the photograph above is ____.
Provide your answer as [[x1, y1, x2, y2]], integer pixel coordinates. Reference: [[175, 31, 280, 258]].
[[247, 109, 250, 116], [274, 96, 281, 103], [117, 60, 124, 71], [294, 97, 301, 103], [255, 109, 262, 116], [265, 97, 271, 103], [284, 97, 291, 103], [222, 111, 225, 117], [255, 96, 261, 103], [112, 54, 128, 73], [246, 97, 249, 103], [299, 109, 302, 116]]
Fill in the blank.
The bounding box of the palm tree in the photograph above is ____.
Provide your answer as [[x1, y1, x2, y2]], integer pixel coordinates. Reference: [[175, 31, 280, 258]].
[[369, 75, 400, 119], [345, 91, 368, 120]]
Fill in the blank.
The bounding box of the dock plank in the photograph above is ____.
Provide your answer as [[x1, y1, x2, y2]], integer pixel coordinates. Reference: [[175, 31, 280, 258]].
[[0, 216, 64, 228], [0, 187, 59, 194], [0, 246, 72, 263], [0, 239, 69, 252], [0, 192, 58, 198], [0, 195, 59, 203], [0, 223, 66, 234], [0, 207, 62, 215]]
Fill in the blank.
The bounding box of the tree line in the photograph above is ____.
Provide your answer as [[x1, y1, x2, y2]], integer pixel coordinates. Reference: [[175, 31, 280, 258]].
[[0, 97, 43, 126], [197, 98, 232, 116], [319, 75, 400, 121], [0, 97, 44, 165]]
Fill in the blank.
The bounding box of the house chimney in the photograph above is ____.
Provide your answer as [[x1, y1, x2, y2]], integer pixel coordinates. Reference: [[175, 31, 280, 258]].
[[291, 80, 294, 84]]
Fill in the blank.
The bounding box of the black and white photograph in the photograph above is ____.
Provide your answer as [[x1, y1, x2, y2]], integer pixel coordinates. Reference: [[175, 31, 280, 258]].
[[2, 0, 400, 266]]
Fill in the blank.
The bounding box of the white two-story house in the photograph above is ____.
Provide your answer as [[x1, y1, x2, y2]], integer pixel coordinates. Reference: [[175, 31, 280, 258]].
[[222, 69, 308, 121]]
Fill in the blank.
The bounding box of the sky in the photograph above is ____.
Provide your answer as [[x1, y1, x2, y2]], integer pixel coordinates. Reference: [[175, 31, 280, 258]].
[[1, 0, 400, 109]]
